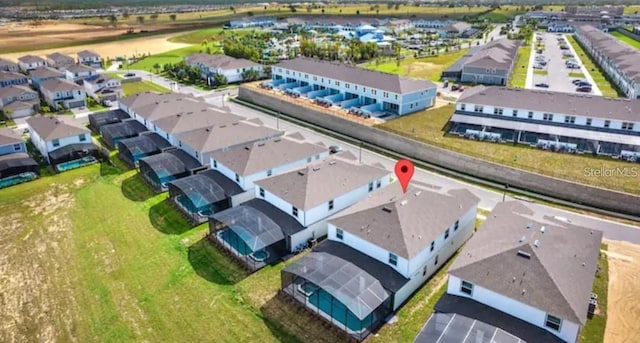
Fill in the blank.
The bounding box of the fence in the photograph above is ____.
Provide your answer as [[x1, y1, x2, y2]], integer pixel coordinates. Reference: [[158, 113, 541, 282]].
[[238, 86, 640, 217]]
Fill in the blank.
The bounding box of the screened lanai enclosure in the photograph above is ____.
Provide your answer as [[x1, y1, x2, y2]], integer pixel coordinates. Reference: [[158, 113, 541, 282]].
[[49, 143, 99, 172], [100, 120, 148, 149], [281, 250, 393, 341], [138, 148, 205, 192], [168, 169, 244, 224], [0, 153, 39, 189], [209, 201, 291, 272], [117, 132, 171, 167], [88, 109, 130, 132]]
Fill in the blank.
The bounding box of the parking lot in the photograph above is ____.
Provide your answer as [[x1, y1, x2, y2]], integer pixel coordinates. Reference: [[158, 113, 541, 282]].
[[528, 32, 602, 95]]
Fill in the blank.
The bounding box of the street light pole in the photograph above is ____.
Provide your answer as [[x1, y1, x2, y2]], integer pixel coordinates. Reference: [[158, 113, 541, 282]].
[[276, 111, 280, 130], [502, 184, 509, 202], [359, 141, 363, 164]]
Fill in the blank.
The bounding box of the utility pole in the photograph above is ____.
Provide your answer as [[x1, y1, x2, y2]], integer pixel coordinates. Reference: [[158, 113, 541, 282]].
[[359, 141, 363, 164], [503, 184, 509, 202], [277, 111, 280, 130]]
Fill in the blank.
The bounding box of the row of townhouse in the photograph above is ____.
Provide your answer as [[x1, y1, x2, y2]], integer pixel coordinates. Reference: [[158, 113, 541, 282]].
[[184, 54, 264, 86], [0, 127, 38, 184], [271, 57, 437, 116], [574, 25, 640, 99], [441, 39, 519, 86], [10, 50, 102, 72], [449, 85, 640, 158]]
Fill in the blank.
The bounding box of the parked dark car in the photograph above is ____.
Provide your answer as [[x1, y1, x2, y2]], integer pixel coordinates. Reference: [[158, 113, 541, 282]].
[[451, 83, 461, 91], [124, 73, 136, 77], [572, 79, 585, 85], [329, 145, 343, 154], [535, 83, 550, 88], [576, 86, 592, 93]]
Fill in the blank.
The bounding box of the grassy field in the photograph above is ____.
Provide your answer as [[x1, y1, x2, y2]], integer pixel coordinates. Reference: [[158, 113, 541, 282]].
[[0, 157, 481, 343], [566, 35, 621, 98], [129, 43, 220, 72], [364, 50, 469, 82], [579, 243, 609, 343], [168, 26, 253, 45], [509, 46, 531, 87], [624, 5, 640, 14], [609, 31, 640, 49], [569, 71, 585, 78], [122, 81, 170, 96], [377, 105, 639, 195], [533, 69, 547, 75]]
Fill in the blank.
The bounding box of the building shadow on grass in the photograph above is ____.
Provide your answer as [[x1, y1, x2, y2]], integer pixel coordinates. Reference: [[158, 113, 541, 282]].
[[187, 236, 250, 285], [121, 173, 154, 202], [149, 199, 192, 235], [260, 294, 345, 343], [99, 159, 123, 177]]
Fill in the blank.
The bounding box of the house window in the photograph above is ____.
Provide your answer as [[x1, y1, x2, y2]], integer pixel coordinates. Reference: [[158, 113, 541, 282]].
[[473, 105, 483, 113], [543, 113, 554, 121], [444, 228, 450, 239], [604, 120, 610, 128], [307, 157, 312, 163], [388, 253, 398, 266], [235, 173, 239, 182], [493, 107, 503, 115], [622, 122, 634, 130], [179, 141, 182, 147], [422, 265, 427, 276], [460, 103, 466, 111], [454, 220, 459, 231], [528, 111, 534, 119], [13, 143, 21, 151], [430, 241, 435, 252], [586, 118, 592, 126], [213, 160, 217, 168], [434, 255, 439, 265], [259, 187, 265, 197], [545, 314, 562, 331], [372, 90, 377, 95], [79, 134, 86, 142], [336, 228, 344, 240], [512, 109, 518, 117], [267, 169, 272, 176], [460, 280, 474, 295], [195, 151, 199, 158], [395, 94, 398, 100], [292, 206, 298, 217], [328, 200, 334, 210], [376, 179, 381, 188], [52, 139, 60, 147], [368, 182, 374, 192], [564, 116, 576, 124], [335, 81, 340, 86]]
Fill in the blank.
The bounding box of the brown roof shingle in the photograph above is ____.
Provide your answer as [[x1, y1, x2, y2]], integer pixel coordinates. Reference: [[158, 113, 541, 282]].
[[27, 115, 89, 141]]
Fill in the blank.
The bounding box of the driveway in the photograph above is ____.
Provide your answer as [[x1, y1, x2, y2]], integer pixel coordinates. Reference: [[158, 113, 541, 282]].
[[529, 32, 602, 95]]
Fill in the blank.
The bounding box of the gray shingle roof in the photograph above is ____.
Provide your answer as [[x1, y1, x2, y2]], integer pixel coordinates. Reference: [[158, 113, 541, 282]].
[[65, 64, 95, 74], [29, 66, 64, 79], [575, 25, 640, 83], [17, 54, 46, 64], [329, 185, 479, 259], [177, 121, 284, 154], [209, 134, 327, 176], [77, 50, 100, 58], [46, 52, 75, 64], [276, 57, 436, 94], [464, 39, 519, 70], [448, 201, 603, 325], [0, 58, 18, 68], [0, 85, 36, 98], [151, 108, 244, 135], [27, 115, 89, 141], [40, 78, 83, 92], [0, 127, 23, 146], [0, 71, 27, 82], [254, 156, 390, 211], [132, 96, 210, 121], [185, 53, 261, 70], [458, 85, 640, 122]]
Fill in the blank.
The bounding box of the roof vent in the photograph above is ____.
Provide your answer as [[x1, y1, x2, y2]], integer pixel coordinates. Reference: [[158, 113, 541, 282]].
[[329, 160, 337, 165], [298, 170, 305, 176], [382, 207, 392, 213], [274, 139, 281, 142], [312, 166, 321, 171], [232, 123, 239, 126], [540, 226, 546, 233], [220, 125, 227, 128], [512, 276, 516, 283], [534, 239, 540, 247], [522, 289, 526, 295], [414, 191, 422, 196], [517, 250, 531, 259], [205, 128, 211, 132], [257, 142, 265, 147], [519, 235, 526, 243], [244, 146, 251, 150], [400, 200, 408, 206]]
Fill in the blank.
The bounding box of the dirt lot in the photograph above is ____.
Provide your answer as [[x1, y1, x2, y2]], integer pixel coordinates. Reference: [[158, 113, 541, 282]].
[[0, 21, 191, 58], [604, 240, 640, 343]]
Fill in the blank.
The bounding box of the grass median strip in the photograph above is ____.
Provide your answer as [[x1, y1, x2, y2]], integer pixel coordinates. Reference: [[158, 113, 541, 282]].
[[509, 46, 531, 88], [566, 35, 622, 98]]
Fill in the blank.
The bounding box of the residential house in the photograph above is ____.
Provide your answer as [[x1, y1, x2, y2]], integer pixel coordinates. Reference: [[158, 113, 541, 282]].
[[439, 22, 472, 38], [77, 50, 102, 68], [280, 185, 479, 340], [0, 85, 39, 118], [45, 52, 76, 71], [26, 115, 93, 164], [272, 57, 437, 116], [65, 64, 97, 82], [40, 78, 87, 109], [450, 85, 640, 158], [185, 53, 264, 86], [0, 71, 28, 88], [148, 107, 244, 146], [83, 75, 123, 102], [456, 39, 519, 86], [227, 17, 275, 29], [445, 201, 603, 343], [0, 58, 19, 72], [17, 55, 47, 71], [0, 127, 27, 156], [210, 133, 329, 193], [30, 66, 65, 90]]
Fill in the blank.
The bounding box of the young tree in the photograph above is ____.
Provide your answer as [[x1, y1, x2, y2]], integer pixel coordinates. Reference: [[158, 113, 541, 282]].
[[213, 73, 228, 87], [150, 13, 159, 21], [109, 14, 117, 27], [153, 63, 161, 74], [122, 11, 130, 19], [136, 16, 145, 25], [169, 14, 177, 22]]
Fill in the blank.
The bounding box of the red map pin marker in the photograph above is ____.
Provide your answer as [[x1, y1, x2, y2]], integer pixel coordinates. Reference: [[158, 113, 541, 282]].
[[394, 159, 414, 194]]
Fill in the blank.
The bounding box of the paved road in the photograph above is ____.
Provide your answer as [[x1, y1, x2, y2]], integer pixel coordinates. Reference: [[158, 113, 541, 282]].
[[205, 98, 640, 243], [529, 32, 602, 95]]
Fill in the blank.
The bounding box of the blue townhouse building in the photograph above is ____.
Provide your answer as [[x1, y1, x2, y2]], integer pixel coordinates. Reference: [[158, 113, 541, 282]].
[[271, 57, 437, 116]]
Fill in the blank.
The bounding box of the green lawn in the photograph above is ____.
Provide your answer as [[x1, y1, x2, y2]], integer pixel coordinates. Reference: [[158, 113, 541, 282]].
[[609, 31, 640, 49], [377, 105, 639, 195], [533, 69, 548, 75], [509, 46, 531, 88], [122, 81, 170, 96], [569, 71, 585, 78], [579, 243, 609, 343], [566, 35, 622, 98], [364, 49, 469, 82], [129, 43, 221, 72], [169, 27, 253, 45]]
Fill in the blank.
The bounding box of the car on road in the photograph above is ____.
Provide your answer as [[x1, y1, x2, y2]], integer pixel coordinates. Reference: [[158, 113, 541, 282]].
[[329, 145, 343, 154], [576, 86, 592, 93], [124, 73, 136, 77], [535, 83, 550, 88]]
